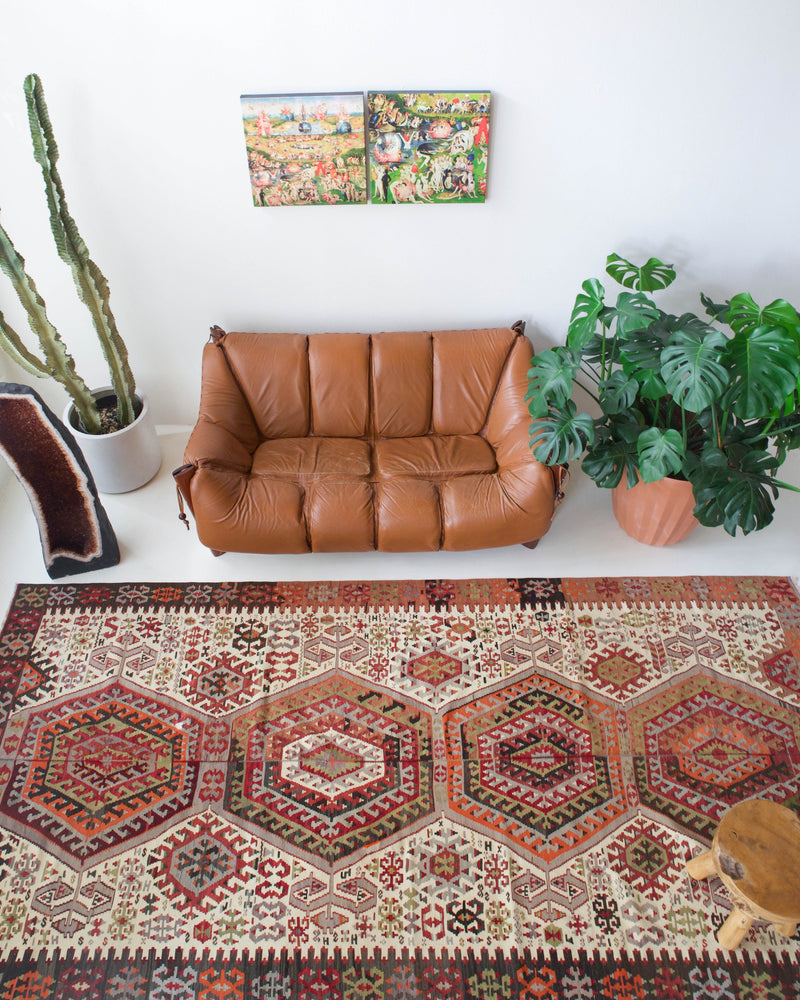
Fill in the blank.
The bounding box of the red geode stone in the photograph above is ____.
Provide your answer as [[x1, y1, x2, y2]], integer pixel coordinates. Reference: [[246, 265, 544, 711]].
[[0, 382, 119, 577]]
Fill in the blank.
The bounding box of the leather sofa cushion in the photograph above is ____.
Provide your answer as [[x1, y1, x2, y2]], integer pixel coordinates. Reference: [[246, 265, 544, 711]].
[[372, 332, 433, 437], [373, 435, 496, 479], [431, 328, 519, 435], [252, 438, 371, 478], [220, 332, 311, 440], [205, 326, 519, 442], [252, 435, 496, 482], [375, 479, 442, 551], [309, 334, 371, 436]]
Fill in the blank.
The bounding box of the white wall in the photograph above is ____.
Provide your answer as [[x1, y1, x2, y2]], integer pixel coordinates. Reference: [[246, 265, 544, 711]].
[[1, 0, 799, 430]]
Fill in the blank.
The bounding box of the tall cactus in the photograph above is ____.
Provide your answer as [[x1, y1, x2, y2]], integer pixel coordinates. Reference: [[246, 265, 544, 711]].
[[0, 218, 102, 432], [0, 74, 137, 433]]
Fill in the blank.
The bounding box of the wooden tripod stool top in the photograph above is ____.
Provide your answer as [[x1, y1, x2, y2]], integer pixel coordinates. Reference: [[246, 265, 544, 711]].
[[686, 799, 800, 950]]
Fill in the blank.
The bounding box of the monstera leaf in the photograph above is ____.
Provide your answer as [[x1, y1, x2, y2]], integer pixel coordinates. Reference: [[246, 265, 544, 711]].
[[606, 252, 677, 292], [580, 420, 641, 488], [579, 332, 617, 367], [703, 292, 800, 341], [604, 291, 660, 337], [599, 370, 639, 415], [526, 347, 580, 418], [618, 321, 671, 399], [688, 444, 781, 535], [566, 279, 605, 351], [660, 319, 729, 412], [726, 293, 800, 339], [700, 293, 730, 322], [636, 427, 684, 482], [772, 408, 800, 450], [723, 324, 800, 419], [529, 400, 594, 465]]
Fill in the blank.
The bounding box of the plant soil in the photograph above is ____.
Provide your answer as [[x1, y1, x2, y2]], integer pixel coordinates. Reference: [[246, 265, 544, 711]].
[[98, 401, 125, 434]]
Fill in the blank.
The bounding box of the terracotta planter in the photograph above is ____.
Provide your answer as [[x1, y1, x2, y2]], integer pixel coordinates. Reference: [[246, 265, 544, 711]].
[[612, 475, 699, 546], [64, 388, 161, 493]]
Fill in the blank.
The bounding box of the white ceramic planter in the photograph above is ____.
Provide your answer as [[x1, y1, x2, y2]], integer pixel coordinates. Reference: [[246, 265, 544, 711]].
[[64, 388, 161, 493]]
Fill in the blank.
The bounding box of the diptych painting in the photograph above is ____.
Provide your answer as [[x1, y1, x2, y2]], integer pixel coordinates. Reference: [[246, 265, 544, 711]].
[[240, 93, 367, 206], [240, 90, 491, 206], [368, 91, 491, 204]]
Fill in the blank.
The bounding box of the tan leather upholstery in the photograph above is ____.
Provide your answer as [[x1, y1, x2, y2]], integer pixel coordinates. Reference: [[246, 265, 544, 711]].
[[174, 325, 564, 553]]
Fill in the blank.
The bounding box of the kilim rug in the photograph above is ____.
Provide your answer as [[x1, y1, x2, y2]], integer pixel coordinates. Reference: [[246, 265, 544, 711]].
[[0, 577, 798, 1000]]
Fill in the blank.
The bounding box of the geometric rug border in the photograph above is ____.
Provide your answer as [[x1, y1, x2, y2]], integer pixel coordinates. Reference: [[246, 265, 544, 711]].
[[1, 943, 800, 998]]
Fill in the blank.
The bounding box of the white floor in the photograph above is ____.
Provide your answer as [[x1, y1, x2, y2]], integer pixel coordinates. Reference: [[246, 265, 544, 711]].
[[1, 426, 799, 617]]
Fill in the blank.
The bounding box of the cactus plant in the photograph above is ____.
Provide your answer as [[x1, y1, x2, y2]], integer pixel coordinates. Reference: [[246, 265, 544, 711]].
[[0, 73, 137, 434]]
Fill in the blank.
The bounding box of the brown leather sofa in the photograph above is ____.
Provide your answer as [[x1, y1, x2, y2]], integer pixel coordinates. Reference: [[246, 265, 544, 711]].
[[174, 324, 565, 554]]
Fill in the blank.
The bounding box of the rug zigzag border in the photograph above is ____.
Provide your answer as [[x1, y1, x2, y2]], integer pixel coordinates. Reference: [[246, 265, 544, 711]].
[[1, 943, 800, 999]]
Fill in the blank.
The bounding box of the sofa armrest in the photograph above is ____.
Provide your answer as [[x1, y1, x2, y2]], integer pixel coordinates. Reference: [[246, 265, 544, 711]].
[[484, 332, 536, 466], [484, 331, 568, 520], [183, 340, 260, 472]]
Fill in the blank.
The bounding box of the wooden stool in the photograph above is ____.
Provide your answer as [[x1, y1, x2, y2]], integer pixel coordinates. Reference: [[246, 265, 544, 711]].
[[686, 799, 800, 949]]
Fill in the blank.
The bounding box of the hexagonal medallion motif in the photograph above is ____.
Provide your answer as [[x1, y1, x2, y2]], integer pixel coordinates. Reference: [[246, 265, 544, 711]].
[[0, 682, 204, 868], [628, 671, 800, 839], [444, 673, 629, 863], [224, 673, 435, 868]]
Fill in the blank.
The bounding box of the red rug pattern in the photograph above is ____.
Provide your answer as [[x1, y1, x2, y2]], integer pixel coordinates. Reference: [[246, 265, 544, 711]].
[[0, 576, 798, 998]]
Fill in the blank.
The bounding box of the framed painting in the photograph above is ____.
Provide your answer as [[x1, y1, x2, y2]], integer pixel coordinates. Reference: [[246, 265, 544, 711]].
[[240, 93, 367, 206], [367, 91, 491, 204]]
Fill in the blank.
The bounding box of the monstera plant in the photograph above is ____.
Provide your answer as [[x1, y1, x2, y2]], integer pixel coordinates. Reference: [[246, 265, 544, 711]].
[[526, 253, 800, 535]]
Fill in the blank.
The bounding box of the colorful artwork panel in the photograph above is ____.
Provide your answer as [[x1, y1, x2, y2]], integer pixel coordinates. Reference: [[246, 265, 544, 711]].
[[368, 91, 491, 204], [240, 92, 367, 206]]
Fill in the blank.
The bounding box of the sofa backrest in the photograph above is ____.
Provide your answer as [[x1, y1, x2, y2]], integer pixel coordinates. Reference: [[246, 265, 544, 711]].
[[215, 327, 521, 439]]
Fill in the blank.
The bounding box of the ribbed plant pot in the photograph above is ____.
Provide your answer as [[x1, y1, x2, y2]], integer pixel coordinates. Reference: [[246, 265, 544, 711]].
[[612, 475, 699, 546], [64, 388, 161, 494]]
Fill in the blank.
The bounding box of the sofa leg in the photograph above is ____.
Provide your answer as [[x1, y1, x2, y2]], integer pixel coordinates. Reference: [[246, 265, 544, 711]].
[[522, 539, 539, 550], [211, 548, 226, 557]]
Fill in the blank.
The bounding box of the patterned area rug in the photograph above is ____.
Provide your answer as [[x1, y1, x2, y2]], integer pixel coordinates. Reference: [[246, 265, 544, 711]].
[[0, 576, 798, 999]]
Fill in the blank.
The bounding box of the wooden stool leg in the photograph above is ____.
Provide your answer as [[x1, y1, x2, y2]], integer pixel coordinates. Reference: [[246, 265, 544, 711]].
[[686, 850, 716, 880], [774, 920, 797, 938], [717, 907, 753, 950]]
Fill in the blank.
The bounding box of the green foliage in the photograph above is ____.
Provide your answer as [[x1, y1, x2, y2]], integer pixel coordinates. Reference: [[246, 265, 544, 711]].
[[567, 279, 605, 351], [636, 427, 684, 482], [660, 320, 728, 412], [603, 291, 660, 337], [722, 324, 799, 418], [526, 347, 579, 417], [688, 443, 782, 535], [606, 252, 677, 292], [529, 400, 594, 466], [527, 251, 800, 536], [580, 419, 640, 488], [0, 74, 136, 433]]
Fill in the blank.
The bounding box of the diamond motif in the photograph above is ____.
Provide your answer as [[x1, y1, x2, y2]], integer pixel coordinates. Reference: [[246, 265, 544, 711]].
[[151, 815, 254, 913], [406, 649, 464, 687]]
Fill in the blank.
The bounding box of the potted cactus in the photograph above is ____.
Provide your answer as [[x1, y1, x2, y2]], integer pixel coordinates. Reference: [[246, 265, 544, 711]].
[[0, 74, 159, 492]]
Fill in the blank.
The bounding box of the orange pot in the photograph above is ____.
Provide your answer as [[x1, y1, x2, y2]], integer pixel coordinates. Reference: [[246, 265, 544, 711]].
[[611, 475, 699, 546]]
